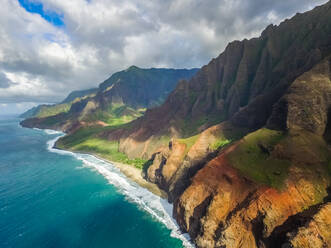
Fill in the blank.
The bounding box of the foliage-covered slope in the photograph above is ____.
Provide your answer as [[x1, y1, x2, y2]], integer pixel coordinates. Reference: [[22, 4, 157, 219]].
[[19, 103, 72, 119], [21, 66, 197, 129], [100, 0, 331, 160], [98, 66, 199, 108], [20, 88, 98, 119], [148, 54, 331, 248], [61, 88, 98, 103], [21, 2, 331, 247]]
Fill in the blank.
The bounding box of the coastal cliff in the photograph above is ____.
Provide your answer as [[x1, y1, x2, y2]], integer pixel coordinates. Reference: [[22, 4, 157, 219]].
[[147, 49, 331, 248], [21, 1, 331, 247], [129, 2, 331, 246]]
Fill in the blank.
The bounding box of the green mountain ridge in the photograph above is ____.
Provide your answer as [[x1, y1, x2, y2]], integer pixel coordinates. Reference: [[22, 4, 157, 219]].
[[61, 88, 98, 104], [21, 1, 331, 247], [20, 88, 98, 119], [21, 66, 198, 129], [98, 66, 200, 108], [19, 103, 71, 119]]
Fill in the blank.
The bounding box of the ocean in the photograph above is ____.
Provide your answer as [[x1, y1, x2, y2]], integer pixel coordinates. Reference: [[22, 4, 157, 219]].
[[0, 116, 191, 248]]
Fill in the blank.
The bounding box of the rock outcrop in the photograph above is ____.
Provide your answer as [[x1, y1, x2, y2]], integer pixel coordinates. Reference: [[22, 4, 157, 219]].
[[173, 128, 331, 247], [289, 202, 331, 247], [267, 57, 331, 134], [150, 57, 331, 247]]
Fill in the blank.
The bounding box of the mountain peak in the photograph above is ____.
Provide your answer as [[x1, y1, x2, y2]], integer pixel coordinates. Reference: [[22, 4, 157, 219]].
[[127, 65, 140, 71]]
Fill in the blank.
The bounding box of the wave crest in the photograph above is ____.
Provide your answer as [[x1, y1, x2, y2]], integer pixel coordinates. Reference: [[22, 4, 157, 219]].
[[46, 134, 193, 247]]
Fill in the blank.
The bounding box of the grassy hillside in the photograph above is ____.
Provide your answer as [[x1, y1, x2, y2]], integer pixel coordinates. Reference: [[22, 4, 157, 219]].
[[35, 103, 72, 118], [83, 103, 145, 126], [20, 88, 97, 119], [56, 125, 147, 169], [61, 88, 98, 103]]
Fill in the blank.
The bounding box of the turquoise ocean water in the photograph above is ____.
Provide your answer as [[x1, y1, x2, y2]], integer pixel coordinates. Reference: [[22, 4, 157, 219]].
[[0, 116, 191, 248]]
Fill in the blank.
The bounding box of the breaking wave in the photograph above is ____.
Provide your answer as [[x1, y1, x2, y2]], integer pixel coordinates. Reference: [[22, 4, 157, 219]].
[[45, 132, 193, 248]]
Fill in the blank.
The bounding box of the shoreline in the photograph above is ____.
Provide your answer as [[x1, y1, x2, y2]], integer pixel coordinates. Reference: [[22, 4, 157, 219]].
[[25, 124, 167, 198], [108, 160, 168, 198], [22, 122, 194, 247], [53, 145, 167, 199], [51, 140, 194, 248]]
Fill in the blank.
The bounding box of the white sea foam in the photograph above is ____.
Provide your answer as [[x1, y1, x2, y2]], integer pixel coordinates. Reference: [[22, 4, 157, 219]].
[[32, 128, 64, 135], [46, 134, 194, 247], [43, 129, 63, 135]]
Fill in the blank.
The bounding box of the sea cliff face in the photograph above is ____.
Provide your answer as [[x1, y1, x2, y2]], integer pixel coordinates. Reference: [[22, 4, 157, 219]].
[[146, 57, 331, 247], [21, 1, 331, 247], [173, 129, 331, 247]]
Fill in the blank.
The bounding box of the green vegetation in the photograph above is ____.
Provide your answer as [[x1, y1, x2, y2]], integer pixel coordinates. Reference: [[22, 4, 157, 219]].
[[61, 88, 97, 103], [285, 130, 331, 179], [227, 128, 290, 190], [189, 91, 198, 106], [36, 103, 71, 118], [99, 66, 198, 94], [57, 126, 109, 147], [180, 114, 225, 137], [177, 134, 200, 155], [21, 88, 98, 119], [72, 138, 146, 169], [154, 135, 172, 149], [85, 103, 145, 126], [210, 138, 232, 150], [21, 102, 72, 119], [57, 125, 146, 169], [40, 115, 66, 126]]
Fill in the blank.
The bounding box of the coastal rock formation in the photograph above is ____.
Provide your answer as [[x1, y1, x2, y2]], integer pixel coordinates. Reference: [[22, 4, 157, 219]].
[[145, 122, 248, 201], [289, 202, 331, 247], [151, 57, 331, 247], [173, 129, 331, 247], [21, 1, 331, 247]]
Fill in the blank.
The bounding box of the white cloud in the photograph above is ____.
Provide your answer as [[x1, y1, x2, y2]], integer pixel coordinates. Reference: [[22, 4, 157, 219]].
[[0, 0, 328, 105]]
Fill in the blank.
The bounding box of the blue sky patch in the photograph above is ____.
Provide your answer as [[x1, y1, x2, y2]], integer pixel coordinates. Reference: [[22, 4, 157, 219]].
[[18, 0, 64, 27]]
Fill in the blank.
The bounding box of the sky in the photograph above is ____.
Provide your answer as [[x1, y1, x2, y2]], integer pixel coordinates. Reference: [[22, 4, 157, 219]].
[[0, 0, 328, 114]]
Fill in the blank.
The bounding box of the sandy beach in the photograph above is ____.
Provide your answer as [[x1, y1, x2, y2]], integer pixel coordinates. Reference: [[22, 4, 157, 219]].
[[99, 159, 167, 198], [88, 151, 167, 198], [57, 146, 167, 198]]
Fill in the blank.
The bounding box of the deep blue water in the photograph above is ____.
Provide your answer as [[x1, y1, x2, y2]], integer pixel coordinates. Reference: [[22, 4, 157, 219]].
[[0, 116, 188, 248]]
